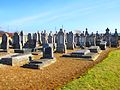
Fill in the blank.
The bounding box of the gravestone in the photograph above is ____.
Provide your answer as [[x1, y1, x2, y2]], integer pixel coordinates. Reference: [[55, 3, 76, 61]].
[[53, 33, 57, 50], [12, 32, 22, 49], [41, 30, 48, 45], [66, 31, 74, 49], [96, 31, 102, 46], [111, 29, 119, 47], [1, 33, 9, 50], [28, 33, 32, 41], [0, 54, 31, 66], [42, 43, 49, 49], [37, 31, 42, 45], [103, 28, 111, 46], [54, 31, 58, 43], [23, 33, 36, 49], [48, 31, 53, 44], [86, 36, 91, 47], [89, 32, 96, 46], [100, 41, 107, 50], [33, 33, 37, 47], [20, 31, 24, 47], [85, 29, 91, 47], [23, 44, 56, 69], [74, 33, 80, 46], [56, 28, 66, 53], [43, 46, 54, 59], [33, 33, 37, 41], [88, 46, 101, 53], [71, 50, 90, 56], [79, 32, 86, 48], [63, 49, 99, 61]]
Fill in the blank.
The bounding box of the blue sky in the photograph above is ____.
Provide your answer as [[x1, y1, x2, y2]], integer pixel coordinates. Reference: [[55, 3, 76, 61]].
[[0, 0, 120, 33]]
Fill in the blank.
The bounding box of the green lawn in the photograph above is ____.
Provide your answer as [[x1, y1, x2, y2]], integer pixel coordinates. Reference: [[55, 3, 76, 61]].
[[57, 50, 120, 90]]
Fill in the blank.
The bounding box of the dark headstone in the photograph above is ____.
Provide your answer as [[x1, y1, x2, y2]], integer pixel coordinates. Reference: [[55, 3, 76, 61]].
[[1, 33, 9, 50], [100, 41, 107, 50], [42, 46, 53, 59]]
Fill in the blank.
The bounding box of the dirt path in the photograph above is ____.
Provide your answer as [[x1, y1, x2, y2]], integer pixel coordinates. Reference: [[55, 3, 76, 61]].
[[0, 48, 117, 90]]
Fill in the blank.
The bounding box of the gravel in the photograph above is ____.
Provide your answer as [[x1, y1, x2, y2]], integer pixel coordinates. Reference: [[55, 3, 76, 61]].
[[0, 48, 115, 90]]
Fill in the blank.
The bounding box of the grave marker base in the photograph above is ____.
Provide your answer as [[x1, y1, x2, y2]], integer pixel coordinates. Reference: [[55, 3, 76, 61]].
[[23, 58, 56, 69]]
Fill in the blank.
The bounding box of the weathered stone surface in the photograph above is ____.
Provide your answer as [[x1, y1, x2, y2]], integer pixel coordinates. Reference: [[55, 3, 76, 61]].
[[12, 32, 22, 49], [42, 46, 54, 59], [66, 31, 74, 50], [48, 31, 53, 44], [88, 46, 101, 53], [1, 33, 9, 50], [23, 58, 56, 69], [56, 29, 66, 53], [0, 54, 31, 66], [71, 50, 90, 56], [14, 49, 32, 53], [100, 41, 107, 50], [41, 30, 48, 45]]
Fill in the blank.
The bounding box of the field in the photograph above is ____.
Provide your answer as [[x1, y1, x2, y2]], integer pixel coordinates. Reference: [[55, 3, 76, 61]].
[[0, 48, 118, 90], [58, 50, 120, 90]]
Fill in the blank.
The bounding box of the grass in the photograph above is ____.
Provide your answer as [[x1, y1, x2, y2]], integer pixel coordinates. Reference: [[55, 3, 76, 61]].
[[57, 50, 120, 90]]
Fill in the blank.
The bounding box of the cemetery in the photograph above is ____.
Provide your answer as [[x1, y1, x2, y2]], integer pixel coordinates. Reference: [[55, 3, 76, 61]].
[[0, 28, 119, 89]]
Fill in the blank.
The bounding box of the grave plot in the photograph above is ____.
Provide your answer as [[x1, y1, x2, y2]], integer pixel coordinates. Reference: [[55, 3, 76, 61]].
[[14, 48, 32, 53], [88, 46, 102, 53], [100, 41, 107, 50], [63, 49, 100, 61], [0, 54, 32, 66], [23, 58, 56, 69], [0, 49, 8, 52], [23, 45, 56, 69]]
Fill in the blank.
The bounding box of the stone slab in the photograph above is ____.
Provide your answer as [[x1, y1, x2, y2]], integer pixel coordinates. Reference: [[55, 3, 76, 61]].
[[0, 54, 32, 66], [14, 49, 32, 53], [88, 46, 101, 53], [0, 49, 8, 52], [63, 53, 99, 61], [23, 58, 56, 69], [71, 50, 90, 56]]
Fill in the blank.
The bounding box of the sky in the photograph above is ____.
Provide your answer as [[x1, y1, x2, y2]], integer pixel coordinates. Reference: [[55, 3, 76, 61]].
[[0, 0, 120, 33]]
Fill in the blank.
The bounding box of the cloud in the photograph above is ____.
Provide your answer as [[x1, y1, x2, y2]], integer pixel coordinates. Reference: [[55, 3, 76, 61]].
[[5, 12, 51, 26], [3, 0, 119, 29]]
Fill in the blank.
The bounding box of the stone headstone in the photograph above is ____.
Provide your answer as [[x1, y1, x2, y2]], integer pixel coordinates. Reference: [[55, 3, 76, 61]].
[[74, 33, 80, 46], [56, 28, 66, 53], [42, 43, 49, 49], [54, 31, 58, 43], [12, 32, 22, 49], [71, 50, 90, 56], [1, 33, 9, 50], [41, 30, 48, 45], [111, 29, 119, 47], [100, 41, 107, 50], [79, 32, 86, 47], [37, 31, 42, 45], [23, 33, 36, 49], [96, 31, 102, 46], [33, 33, 37, 41], [66, 31, 74, 49], [86, 36, 91, 47], [28, 33, 32, 41], [33, 33, 37, 47], [20, 31, 24, 47], [48, 31, 53, 44], [89, 32, 96, 46], [43, 46, 54, 59], [88, 46, 101, 53], [103, 28, 111, 46]]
